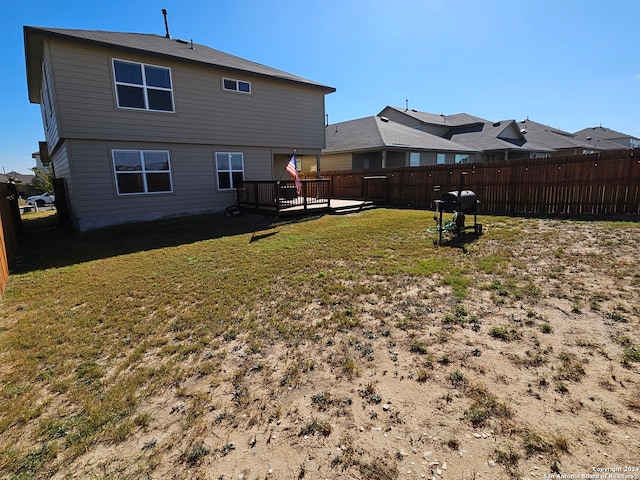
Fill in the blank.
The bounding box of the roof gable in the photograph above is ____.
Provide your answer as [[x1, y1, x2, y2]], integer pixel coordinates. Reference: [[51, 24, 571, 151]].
[[24, 26, 335, 103], [494, 120, 526, 143]]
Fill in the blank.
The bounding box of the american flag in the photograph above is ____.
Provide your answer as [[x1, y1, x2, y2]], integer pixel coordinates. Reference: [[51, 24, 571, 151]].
[[286, 153, 301, 195]]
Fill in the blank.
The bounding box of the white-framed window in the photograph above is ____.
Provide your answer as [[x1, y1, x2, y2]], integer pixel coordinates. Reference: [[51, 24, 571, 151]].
[[455, 154, 469, 164], [215, 152, 244, 190], [530, 152, 551, 159], [112, 150, 173, 195], [113, 59, 174, 112], [222, 78, 251, 94], [409, 152, 420, 167], [436, 153, 446, 165]]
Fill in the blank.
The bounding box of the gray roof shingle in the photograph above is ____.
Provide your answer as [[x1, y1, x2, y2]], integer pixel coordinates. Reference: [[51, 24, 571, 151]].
[[447, 120, 555, 153], [573, 126, 636, 141], [25, 26, 335, 102], [573, 126, 640, 149], [324, 116, 480, 154], [518, 119, 593, 150], [381, 106, 489, 127]]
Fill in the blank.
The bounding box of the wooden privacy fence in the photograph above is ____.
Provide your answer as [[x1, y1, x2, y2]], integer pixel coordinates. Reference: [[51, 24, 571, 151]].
[[304, 149, 640, 215], [0, 183, 21, 297]]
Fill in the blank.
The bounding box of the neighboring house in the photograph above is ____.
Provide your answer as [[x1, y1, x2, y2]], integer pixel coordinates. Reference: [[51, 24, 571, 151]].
[[573, 126, 640, 151], [379, 106, 555, 161], [445, 119, 555, 161], [299, 116, 480, 172], [0, 172, 34, 185], [24, 26, 334, 231], [517, 119, 597, 156], [0, 171, 36, 200]]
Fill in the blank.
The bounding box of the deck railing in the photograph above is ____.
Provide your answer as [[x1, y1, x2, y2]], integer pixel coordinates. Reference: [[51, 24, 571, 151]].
[[237, 179, 331, 214]]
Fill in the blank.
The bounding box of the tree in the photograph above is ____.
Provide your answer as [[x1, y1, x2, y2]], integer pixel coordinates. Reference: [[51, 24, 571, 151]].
[[31, 165, 54, 193]]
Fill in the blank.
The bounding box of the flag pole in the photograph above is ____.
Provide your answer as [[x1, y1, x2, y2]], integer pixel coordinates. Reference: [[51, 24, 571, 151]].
[[284, 150, 301, 196], [278, 149, 297, 180]]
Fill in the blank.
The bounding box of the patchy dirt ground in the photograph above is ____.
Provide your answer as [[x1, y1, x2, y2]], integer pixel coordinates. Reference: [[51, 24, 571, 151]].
[[31, 218, 640, 479]]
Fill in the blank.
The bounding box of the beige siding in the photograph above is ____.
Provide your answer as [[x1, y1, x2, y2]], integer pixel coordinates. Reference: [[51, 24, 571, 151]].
[[319, 153, 352, 171], [51, 143, 71, 203], [63, 139, 278, 230], [297, 155, 317, 173], [47, 40, 327, 150], [41, 46, 60, 151]]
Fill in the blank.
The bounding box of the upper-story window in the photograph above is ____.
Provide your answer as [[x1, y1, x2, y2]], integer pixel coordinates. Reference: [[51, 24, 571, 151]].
[[113, 59, 174, 112], [223, 78, 251, 94]]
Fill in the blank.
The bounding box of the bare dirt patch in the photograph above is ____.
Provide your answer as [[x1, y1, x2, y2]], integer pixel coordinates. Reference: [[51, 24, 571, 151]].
[[3, 215, 639, 480]]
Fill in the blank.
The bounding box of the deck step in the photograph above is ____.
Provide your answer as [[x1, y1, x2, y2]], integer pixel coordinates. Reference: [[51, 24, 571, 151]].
[[330, 200, 376, 215]]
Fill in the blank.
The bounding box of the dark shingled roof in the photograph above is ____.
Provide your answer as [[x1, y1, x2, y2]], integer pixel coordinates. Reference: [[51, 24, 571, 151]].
[[380, 106, 489, 127], [24, 26, 335, 103], [573, 125, 636, 141], [573, 126, 640, 149], [517, 119, 594, 150], [447, 120, 555, 153], [324, 116, 480, 154]]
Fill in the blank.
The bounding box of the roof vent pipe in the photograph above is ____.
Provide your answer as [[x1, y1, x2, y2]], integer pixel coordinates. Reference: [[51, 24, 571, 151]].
[[162, 9, 171, 38]]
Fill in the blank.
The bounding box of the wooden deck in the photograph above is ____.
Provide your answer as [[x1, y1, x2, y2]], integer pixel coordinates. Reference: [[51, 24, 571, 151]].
[[237, 180, 375, 216], [281, 198, 374, 215]]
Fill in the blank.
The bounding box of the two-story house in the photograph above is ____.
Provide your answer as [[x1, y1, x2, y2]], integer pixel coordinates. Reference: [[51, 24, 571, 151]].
[[24, 26, 334, 231]]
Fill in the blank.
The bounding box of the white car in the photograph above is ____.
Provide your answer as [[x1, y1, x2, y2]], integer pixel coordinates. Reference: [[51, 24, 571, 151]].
[[27, 192, 55, 207]]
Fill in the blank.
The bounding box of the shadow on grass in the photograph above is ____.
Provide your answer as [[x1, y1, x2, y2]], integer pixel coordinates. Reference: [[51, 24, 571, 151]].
[[437, 231, 483, 250], [15, 211, 316, 273]]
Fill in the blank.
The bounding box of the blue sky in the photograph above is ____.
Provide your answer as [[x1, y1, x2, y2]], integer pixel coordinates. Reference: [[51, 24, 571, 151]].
[[2, 0, 639, 174]]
